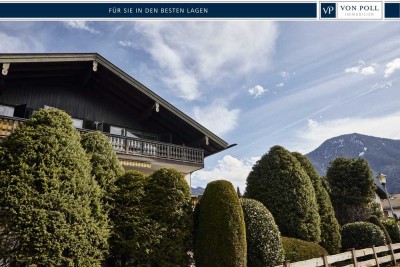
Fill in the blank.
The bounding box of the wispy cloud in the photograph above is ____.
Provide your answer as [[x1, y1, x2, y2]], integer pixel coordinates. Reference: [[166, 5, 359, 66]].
[[193, 99, 240, 136], [384, 58, 400, 78], [248, 85, 268, 98], [64, 21, 99, 34], [192, 155, 259, 192], [295, 113, 400, 153], [133, 21, 278, 101], [345, 61, 376, 76], [118, 40, 137, 48]]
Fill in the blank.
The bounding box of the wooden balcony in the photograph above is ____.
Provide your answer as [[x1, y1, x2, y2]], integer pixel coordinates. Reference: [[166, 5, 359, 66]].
[[0, 115, 204, 165]]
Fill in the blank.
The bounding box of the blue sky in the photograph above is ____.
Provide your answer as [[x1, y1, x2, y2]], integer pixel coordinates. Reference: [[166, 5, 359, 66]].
[[1, 21, 400, 190]]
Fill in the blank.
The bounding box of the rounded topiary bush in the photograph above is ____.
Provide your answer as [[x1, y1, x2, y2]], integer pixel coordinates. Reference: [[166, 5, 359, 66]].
[[282, 237, 328, 262], [368, 215, 392, 244], [382, 218, 400, 243], [195, 180, 246, 267], [241, 198, 283, 267], [341, 222, 386, 250]]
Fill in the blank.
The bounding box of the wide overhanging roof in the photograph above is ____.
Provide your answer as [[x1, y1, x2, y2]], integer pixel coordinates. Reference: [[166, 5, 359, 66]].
[[0, 53, 230, 157]]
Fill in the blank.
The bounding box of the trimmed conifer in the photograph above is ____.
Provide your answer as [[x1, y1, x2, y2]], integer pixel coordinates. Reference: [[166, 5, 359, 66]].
[[241, 198, 283, 267], [341, 222, 386, 250], [109, 170, 162, 266], [368, 215, 392, 244], [292, 152, 341, 254], [327, 158, 375, 225], [245, 146, 321, 243], [195, 180, 246, 267], [0, 108, 108, 266], [144, 168, 193, 266], [81, 131, 124, 211]]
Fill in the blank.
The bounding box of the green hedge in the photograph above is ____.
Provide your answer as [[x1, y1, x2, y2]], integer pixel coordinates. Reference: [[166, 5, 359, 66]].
[[81, 131, 124, 206], [368, 215, 392, 244], [282, 237, 328, 262], [382, 218, 400, 243], [195, 180, 246, 267], [144, 168, 193, 266], [241, 198, 284, 267], [109, 170, 162, 266], [341, 222, 386, 250]]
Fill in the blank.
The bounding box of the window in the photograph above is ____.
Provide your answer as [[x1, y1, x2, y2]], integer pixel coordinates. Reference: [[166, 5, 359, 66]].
[[0, 105, 14, 117], [72, 118, 83, 129], [110, 126, 125, 136]]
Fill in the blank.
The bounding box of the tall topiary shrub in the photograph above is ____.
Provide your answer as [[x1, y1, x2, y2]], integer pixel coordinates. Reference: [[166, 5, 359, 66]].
[[241, 198, 283, 267], [341, 222, 386, 250], [327, 158, 375, 225], [144, 168, 193, 266], [195, 180, 246, 267], [81, 131, 124, 207], [292, 152, 341, 254], [245, 146, 321, 242], [0, 108, 109, 266], [109, 170, 162, 266], [368, 215, 392, 244]]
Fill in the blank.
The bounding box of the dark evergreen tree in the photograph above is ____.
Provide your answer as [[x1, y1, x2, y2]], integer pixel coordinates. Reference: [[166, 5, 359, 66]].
[[245, 146, 321, 243], [237, 186, 242, 198], [81, 131, 124, 207], [292, 152, 341, 254], [144, 168, 192, 266], [109, 171, 162, 266], [0, 108, 109, 266], [327, 158, 375, 225], [241, 198, 283, 267], [195, 180, 246, 267]]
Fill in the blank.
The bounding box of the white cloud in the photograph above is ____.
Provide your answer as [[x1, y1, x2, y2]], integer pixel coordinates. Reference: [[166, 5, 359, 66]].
[[372, 81, 392, 89], [360, 66, 376, 75], [192, 155, 260, 192], [345, 61, 376, 76], [276, 82, 285, 87], [193, 100, 240, 136], [248, 85, 268, 98], [345, 66, 360, 73], [64, 21, 99, 34], [296, 112, 400, 153], [384, 58, 400, 78], [118, 40, 136, 48], [133, 21, 278, 101]]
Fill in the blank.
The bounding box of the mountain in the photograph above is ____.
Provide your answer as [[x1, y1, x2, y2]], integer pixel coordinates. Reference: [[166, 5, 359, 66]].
[[306, 133, 400, 193], [191, 186, 205, 195]]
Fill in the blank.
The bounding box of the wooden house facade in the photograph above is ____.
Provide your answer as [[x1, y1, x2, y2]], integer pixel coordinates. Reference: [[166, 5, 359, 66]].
[[0, 53, 230, 184]]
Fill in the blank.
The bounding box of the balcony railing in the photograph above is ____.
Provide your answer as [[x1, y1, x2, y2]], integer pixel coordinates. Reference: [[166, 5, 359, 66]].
[[0, 115, 204, 165]]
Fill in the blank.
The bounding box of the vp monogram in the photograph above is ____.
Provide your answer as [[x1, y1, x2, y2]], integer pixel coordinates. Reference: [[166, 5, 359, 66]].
[[323, 6, 335, 14]]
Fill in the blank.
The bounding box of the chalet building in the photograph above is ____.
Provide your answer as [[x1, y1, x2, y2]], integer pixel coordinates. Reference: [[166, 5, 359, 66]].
[[0, 53, 231, 186]]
